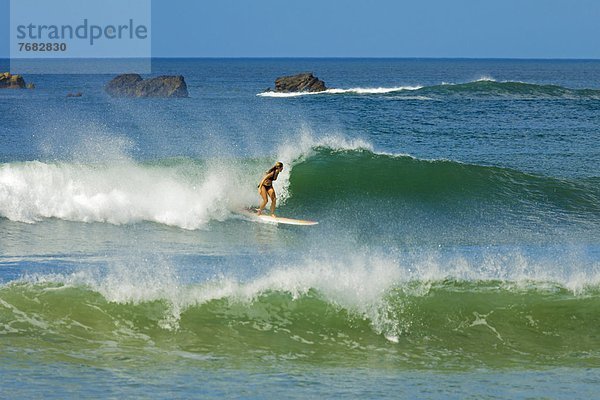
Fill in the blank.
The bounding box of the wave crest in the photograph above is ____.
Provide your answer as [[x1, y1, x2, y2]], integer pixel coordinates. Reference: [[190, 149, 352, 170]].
[[257, 79, 600, 99]]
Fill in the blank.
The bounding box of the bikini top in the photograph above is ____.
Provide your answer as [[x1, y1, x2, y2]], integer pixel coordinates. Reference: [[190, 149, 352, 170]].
[[263, 169, 279, 186]]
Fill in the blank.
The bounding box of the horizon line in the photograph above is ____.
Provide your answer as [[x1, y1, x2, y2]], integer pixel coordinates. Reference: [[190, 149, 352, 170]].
[[2, 56, 600, 61]]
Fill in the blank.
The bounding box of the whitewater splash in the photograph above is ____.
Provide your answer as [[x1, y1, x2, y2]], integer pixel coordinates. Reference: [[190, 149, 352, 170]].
[[5, 248, 600, 347], [0, 132, 376, 228], [0, 160, 247, 229], [257, 85, 423, 97]]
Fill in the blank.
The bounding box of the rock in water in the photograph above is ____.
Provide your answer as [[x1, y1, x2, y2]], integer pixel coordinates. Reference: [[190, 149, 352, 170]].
[[105, 74, 188, 98], [0, 72, 28, 89], [135, 76, 188, 97], [105, 74, 143, 97], [273, 72, 326, 93]]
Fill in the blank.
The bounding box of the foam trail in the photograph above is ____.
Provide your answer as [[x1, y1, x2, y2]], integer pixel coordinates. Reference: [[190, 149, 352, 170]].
[[257, 86, 422, 97]]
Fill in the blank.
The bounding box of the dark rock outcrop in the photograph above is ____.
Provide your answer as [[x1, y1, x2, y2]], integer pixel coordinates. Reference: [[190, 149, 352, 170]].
[[270, 72, 326, 93], [135, 76, 188, 97], [0, 72, 30, 89], [105, 74, 142, 97], [105, 74, 188, 98]]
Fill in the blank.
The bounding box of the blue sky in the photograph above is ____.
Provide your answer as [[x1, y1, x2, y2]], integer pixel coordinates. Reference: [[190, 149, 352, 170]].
[[2, 0, 599, 58]]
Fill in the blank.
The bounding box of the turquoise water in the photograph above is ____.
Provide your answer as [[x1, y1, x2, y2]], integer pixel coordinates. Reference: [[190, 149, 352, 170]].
[[1, 58, 600, 398]]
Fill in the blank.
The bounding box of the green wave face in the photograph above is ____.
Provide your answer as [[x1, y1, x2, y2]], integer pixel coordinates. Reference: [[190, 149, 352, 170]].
[[2, 281, 600, 370], [288, 149, 600, 206], [285, 149, 600, 239]]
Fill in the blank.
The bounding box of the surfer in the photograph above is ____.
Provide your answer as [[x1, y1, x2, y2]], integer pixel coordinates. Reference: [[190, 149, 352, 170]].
[[257, 162, 284, 216]]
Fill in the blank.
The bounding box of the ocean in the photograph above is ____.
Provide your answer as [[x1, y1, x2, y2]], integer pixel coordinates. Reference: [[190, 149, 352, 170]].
[[1, 58, 599, 398]]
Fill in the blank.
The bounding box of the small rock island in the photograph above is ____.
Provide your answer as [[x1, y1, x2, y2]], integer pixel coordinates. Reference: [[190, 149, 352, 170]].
[[0, 72, 34, 89], [105, 74, 189, 98], [266, 72, 327, 93]]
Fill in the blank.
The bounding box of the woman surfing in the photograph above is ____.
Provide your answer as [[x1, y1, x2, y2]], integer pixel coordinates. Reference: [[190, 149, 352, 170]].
[[257, 162, 283, 216]]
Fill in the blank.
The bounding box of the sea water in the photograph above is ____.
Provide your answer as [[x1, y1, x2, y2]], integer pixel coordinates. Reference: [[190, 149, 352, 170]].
[[1, 59, 599, 398]]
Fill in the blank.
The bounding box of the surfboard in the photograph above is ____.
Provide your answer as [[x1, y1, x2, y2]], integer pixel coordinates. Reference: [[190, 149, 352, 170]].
[[238, 209, 318, 226]]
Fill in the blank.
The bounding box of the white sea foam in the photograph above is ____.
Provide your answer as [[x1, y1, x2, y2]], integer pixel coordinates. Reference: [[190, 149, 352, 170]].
[[257, 86, 422, 97], [22, 248, 600, 337], [257, 78, 556, 98], [474, 76, 497, 82], [25, 253, 409, 335], [389, 95, 434, 101], [0, 160, 257, 229], [0, 130, 379, 228]]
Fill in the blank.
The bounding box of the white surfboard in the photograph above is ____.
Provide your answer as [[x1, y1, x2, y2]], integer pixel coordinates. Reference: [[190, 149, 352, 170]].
[[238, 209, 318, 226]]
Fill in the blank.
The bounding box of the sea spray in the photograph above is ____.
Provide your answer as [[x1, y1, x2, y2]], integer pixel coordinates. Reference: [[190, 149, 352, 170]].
[[6, 248, 600, 330], [0, 158, 263, 228], [3, 250, 600, 368]]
